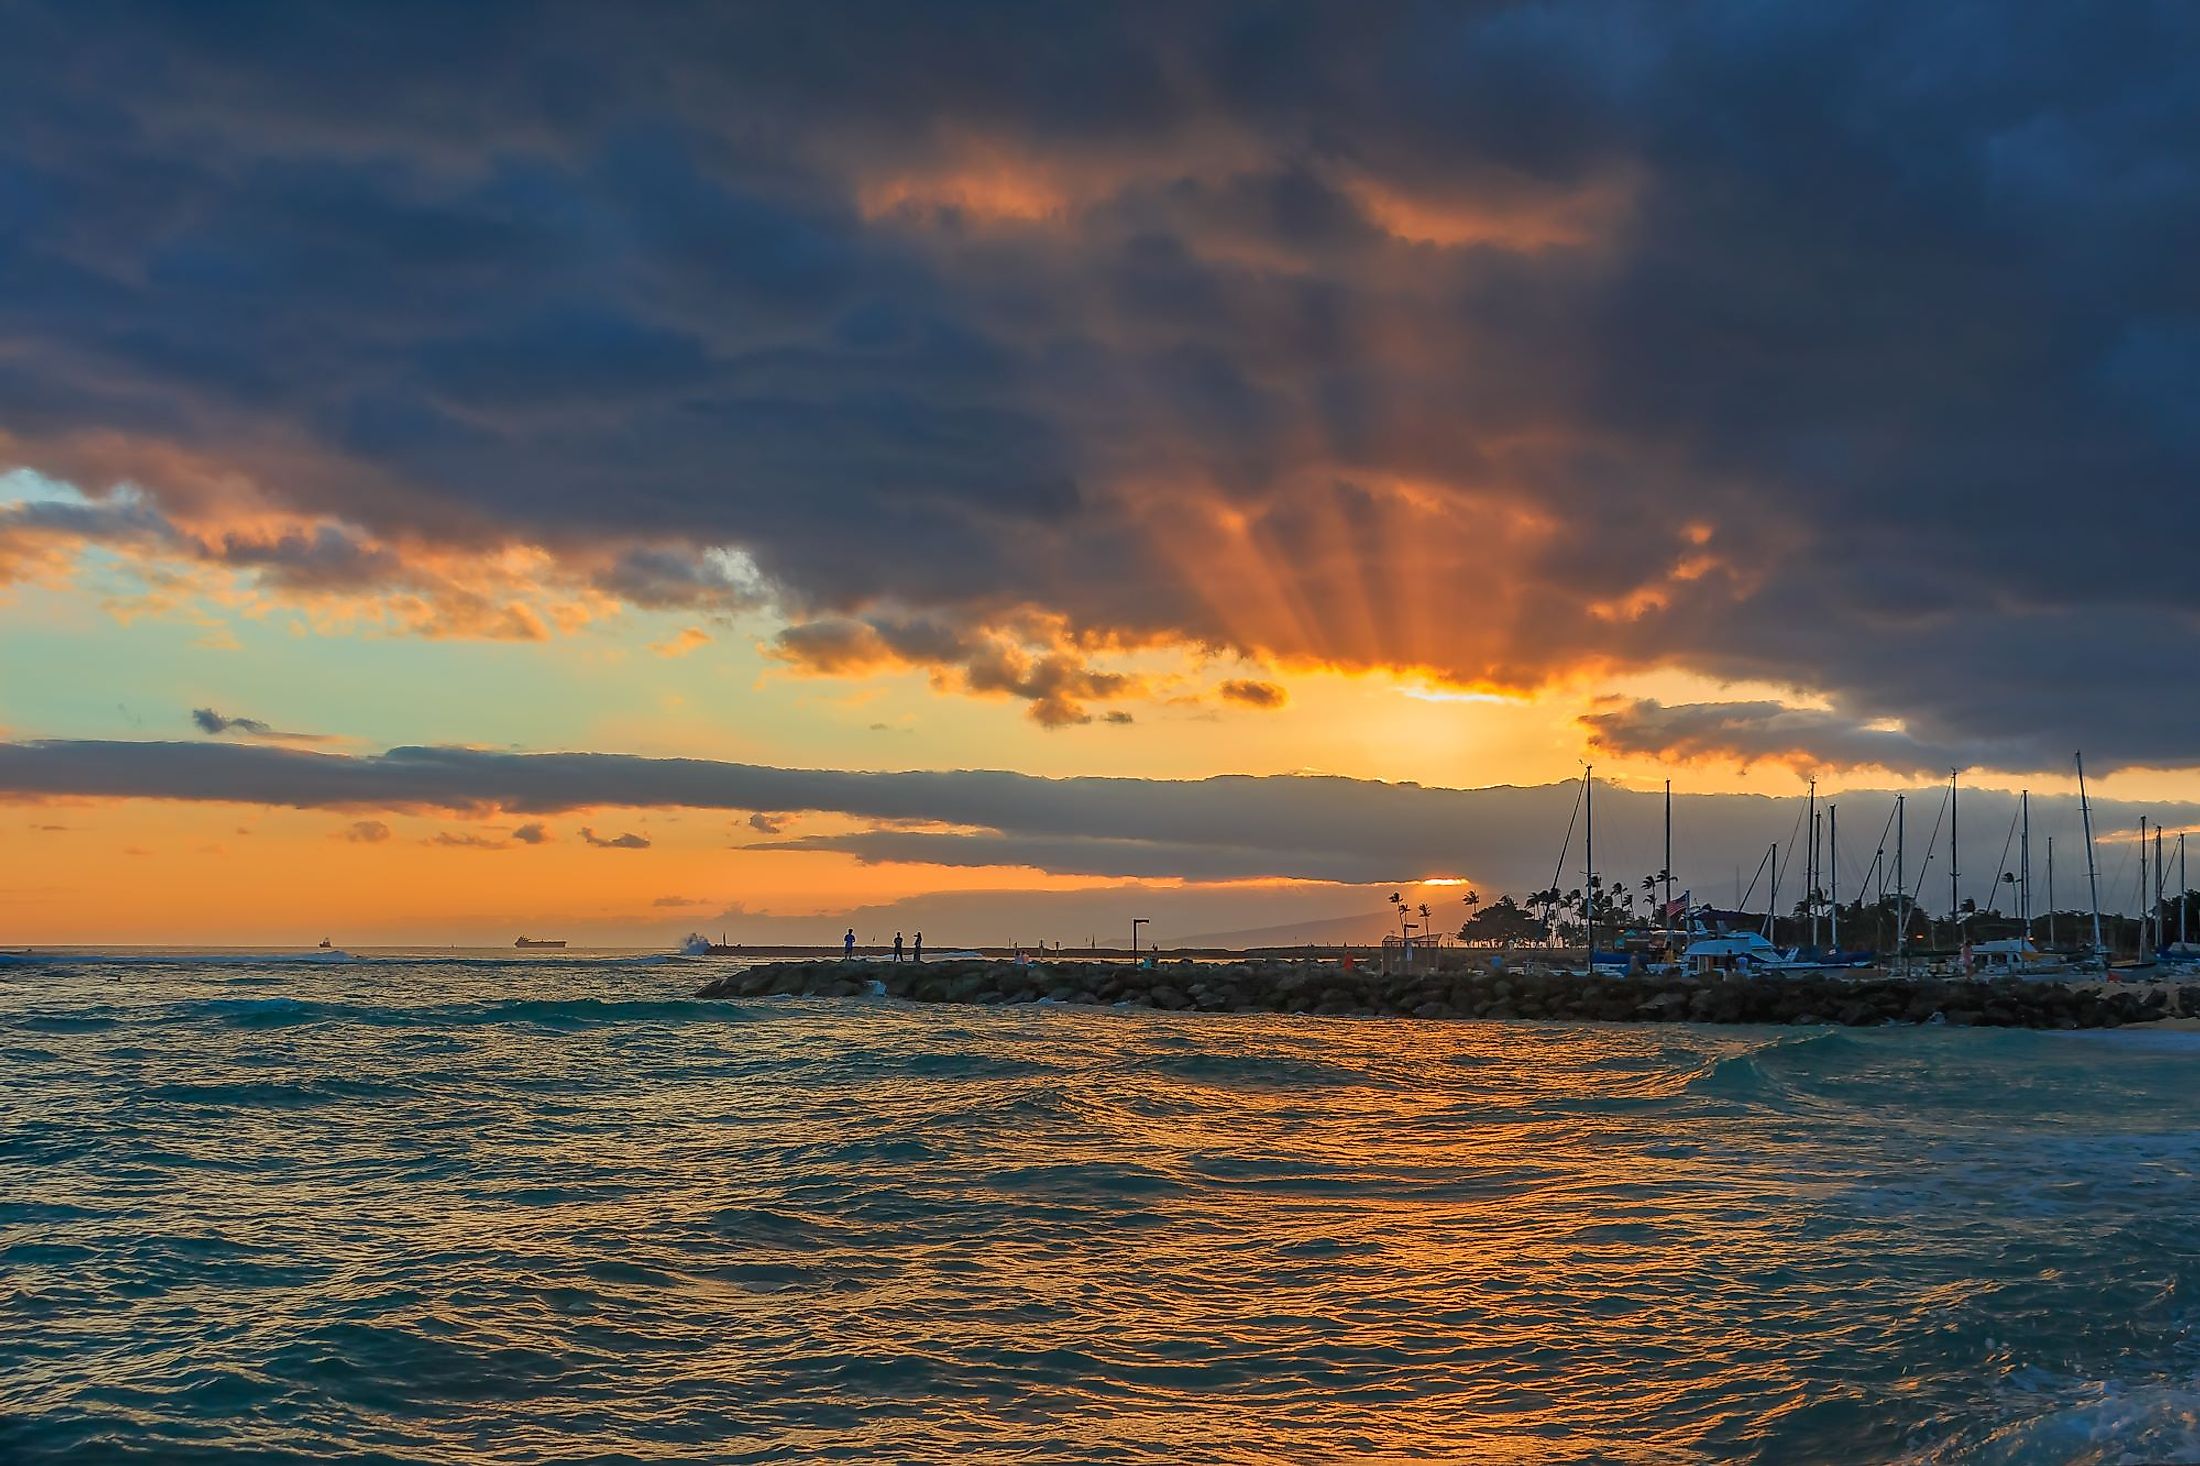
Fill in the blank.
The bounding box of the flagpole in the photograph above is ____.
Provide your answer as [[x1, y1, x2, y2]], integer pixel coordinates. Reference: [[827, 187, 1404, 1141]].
[[1663, 778, 1674, 959]]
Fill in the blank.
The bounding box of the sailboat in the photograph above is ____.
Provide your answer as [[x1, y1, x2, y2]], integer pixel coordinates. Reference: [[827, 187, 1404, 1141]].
[[2076, 752, 2108, 971]]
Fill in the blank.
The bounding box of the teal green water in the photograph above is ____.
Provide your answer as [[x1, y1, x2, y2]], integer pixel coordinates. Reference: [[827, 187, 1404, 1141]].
[[4, 952, 2199, 1463]]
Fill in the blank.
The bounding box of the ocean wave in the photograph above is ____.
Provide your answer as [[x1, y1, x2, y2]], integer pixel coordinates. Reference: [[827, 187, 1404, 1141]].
[[135, 994, 754, 1032], [134, 1075, 412, 1108], [17, 1012, 119, 1032], [180, 995, 352, 1028], [14, 966, 2200, 1463], [1918, 1376, 2200, 1464], [440, 996, 737, 1028], [1143, 1050, 1384, 1091]]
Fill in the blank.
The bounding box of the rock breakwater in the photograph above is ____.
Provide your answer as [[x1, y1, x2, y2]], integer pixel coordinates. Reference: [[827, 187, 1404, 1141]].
[[696, 959, 2192, 1029]]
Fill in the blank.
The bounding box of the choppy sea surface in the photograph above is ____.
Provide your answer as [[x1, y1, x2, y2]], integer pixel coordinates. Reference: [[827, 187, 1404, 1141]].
[[5, 949, 2200, 1464]]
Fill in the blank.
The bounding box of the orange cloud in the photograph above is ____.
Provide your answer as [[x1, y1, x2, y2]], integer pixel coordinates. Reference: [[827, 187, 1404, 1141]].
[[1218, 678, 1287, 709], [1335, 166, 1638, 251], [651, 626, 711, 658], [768, 614, 1153, 727]]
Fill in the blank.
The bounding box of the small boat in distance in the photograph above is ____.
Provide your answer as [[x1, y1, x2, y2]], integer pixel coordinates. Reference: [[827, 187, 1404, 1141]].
[[317, 938, 333, 949], [514, 937, 567, 949]]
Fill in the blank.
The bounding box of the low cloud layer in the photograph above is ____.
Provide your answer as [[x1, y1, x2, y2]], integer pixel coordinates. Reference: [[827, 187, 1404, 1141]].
[[2, 737, 2185, 914]]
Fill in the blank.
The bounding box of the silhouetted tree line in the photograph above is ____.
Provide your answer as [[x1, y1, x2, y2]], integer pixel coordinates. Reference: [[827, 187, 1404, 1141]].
[[1452, 876, 2200, 955]]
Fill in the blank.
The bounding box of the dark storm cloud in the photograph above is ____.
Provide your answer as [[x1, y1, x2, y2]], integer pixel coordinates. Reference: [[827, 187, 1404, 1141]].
[[591, 547, 768, 612], [769, 615, 1141, 726], [2, 4, 2198, 767], [2, 736, 2189, 907], [190, 707, 331, 743], [191, 708, 268, 736], [1218, 679, 1287, 709], [1580, 700, 1994, 779], [208, 526, 402, 593]]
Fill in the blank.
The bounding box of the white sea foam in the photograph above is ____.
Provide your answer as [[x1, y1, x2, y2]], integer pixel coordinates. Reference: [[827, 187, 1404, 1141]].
[[1938, 1377, 2200, 1464]]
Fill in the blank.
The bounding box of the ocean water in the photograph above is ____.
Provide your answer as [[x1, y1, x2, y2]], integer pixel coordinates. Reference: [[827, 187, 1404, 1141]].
[[5, 952, 2200, 1464]]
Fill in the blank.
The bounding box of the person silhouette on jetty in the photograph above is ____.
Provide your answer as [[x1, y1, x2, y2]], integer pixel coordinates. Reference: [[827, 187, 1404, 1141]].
[[913, 932, 923, 963], [893, 932, 905, 963], [842, 928, 856, 960]]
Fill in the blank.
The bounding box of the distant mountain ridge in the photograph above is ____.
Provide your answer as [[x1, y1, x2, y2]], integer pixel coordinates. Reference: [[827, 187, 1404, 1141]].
[[1167, 908, 1401, 949]]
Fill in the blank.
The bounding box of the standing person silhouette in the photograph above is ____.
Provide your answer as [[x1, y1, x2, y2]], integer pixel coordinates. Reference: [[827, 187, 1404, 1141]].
[[842, 928, 856, 960], [913, 932, 923, 963], [893, 932, 905, 963]]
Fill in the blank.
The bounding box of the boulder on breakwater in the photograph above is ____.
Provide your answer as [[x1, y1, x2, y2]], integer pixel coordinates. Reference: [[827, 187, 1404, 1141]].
[[695, 959, 2192, 1029]]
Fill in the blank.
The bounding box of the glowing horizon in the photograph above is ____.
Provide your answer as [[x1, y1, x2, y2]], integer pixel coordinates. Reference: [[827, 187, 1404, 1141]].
[[6, 8, 2197, 943]]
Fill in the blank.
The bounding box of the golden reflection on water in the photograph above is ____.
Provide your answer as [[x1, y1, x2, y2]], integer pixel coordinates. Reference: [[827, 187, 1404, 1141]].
[[10, 961, 2200, 1463]]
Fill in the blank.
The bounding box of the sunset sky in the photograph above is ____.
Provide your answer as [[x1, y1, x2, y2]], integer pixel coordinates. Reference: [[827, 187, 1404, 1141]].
[[4, 3, 2197, 945]]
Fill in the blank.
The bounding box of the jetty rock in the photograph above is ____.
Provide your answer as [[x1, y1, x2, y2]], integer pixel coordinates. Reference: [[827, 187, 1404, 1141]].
[[694, 959, 2188, 1029]]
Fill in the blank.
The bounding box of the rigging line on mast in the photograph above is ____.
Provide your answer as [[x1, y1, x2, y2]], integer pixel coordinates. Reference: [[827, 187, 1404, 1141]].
[[1988, 804, 2021, 914], [1540, 773, 1587, 943], [1904, 778, 1953, 908], [1738, 842, 1775, 911], [1848, 792, 1900, 906], [1820, 800, 1858, 901], [1772, 798, 1808, 908], [1853, 800, 1900, 909], [2096, 842, 2136, 918]]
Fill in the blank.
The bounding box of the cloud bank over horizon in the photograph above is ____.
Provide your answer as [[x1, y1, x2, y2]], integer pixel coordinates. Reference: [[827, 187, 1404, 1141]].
[[1, 737, 2182, 922], [2, 3, 2197, 767]]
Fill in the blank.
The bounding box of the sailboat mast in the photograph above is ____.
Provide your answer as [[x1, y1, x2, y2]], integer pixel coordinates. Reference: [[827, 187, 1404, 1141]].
[[2078, 752, 2105, 958], [2140, 816, 2150, 953], [1767, 843, 1780, 942], [1829, 804, 1839, 950], [2182, 832, 2190, 949], [1949, 767, 1960, 928], [1806, 777, 1818, 949], [2047, 835, 2056, 947], [2019, 790, 2031, 934], [2155, 824, 2165, 956], [1583, 764, 1595, 958], [1895, 794, 1908, 976]]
